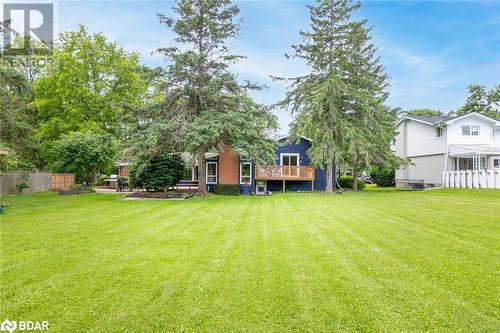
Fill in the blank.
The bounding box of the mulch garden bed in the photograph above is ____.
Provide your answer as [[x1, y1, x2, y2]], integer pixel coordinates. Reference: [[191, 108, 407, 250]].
[[126, 191, 195, 200]]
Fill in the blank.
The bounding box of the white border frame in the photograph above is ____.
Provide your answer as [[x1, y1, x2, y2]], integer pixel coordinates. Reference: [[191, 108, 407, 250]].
[[280, 153, 300, 166], [240, 162, 252, 184], [206, 161, 217, 184]]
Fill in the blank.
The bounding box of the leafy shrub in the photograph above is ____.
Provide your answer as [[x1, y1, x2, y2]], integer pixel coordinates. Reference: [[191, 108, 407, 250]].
[[129, 154, 184, 191], [214, 184, 240, 196], [0, 202, 11, 214], [337, 176, 366, 190], [52, 131, 118, 185], [370, 166, 395, 187], [95, 175, 107, 186], [16, 170, 30, 195], [69, 184, 95, 192]]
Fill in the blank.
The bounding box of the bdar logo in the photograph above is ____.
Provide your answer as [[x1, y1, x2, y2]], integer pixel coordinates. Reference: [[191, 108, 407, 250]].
[[0, 319, 17, 333]]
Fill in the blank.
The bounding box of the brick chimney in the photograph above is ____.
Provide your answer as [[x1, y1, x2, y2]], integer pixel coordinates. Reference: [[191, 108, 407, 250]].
[[218, 143, 239, 185]]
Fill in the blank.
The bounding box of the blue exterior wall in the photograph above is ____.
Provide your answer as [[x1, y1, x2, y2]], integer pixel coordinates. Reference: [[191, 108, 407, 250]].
[[273, 137, 334, 192], [250, 137, 335, 193], [197, 137, 336, 193]]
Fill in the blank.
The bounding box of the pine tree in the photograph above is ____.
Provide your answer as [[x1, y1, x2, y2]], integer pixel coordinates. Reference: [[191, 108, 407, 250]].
[[276, 0, 397, 191], [157, 0, 277, 196]]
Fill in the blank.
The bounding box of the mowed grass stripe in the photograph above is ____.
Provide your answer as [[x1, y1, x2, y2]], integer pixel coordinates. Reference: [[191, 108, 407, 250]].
[[1, 189, 499, 332], [280, 191, 498, 328]]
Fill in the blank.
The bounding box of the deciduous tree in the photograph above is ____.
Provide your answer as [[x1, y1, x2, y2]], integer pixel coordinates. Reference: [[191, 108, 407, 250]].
[[457, 85, 499, 119], [0, 66, 37, 167], [34, 25, 146, 165], [407, 109, 443, 117], [52, 131, 118, 185]]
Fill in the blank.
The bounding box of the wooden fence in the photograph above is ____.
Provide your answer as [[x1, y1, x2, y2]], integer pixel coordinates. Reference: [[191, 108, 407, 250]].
[[0, 171, 75, 195], [51, 173, 75, 190], [1, 171, 51, 195]]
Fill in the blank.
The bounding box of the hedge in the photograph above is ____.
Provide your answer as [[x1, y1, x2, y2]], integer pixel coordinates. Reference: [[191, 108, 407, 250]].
[[129, 154, 184, 191], [369, 166, 395, 187], [214, 184, 240, 195], [337, 176, 366, 190]]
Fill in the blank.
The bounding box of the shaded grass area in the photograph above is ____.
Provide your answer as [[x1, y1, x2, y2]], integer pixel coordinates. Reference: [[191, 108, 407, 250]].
[[1, 188, 499, 332]]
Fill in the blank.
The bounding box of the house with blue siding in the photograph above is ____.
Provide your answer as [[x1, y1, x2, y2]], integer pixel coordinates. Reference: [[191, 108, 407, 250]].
[[184, 136, 335, 194]]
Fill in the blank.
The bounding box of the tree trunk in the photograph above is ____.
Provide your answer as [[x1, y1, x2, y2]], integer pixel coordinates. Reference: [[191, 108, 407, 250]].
[[325, 161, 333, 193], [197, 149, 208, 196], [352, 151, 359, 191]]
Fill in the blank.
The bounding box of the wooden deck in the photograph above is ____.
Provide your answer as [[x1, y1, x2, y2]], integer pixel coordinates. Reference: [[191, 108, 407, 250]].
[[255, 165, 315, 193], [255, 165, 315, 181]]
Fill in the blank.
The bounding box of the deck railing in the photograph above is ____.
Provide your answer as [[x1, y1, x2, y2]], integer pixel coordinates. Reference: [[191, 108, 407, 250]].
[[443, 169, 500, 189], [255, 165, 315, 181]]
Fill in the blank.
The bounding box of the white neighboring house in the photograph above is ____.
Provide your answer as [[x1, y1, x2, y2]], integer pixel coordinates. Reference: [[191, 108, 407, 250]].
[[393, 112, 500, 188]]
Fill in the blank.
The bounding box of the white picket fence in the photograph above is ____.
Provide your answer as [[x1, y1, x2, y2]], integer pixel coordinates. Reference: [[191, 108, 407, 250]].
[[443, 169, 500, 189]]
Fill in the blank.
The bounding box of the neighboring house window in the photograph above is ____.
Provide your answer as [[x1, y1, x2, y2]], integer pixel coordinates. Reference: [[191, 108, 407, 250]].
[[392, 138, 396, 145], [494, 158, 500, 169], [240, 162, 252, 184], [206, 162, 217, 184], [455, 157, 486, 170], [461, 126, 480, 136], [436, 127, 443, 137]]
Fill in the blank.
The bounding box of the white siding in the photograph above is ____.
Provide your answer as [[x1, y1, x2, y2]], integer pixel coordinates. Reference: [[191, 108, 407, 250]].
[[393, 121, 407, 157], [406, 120, 445, 157], [397, 154, 445, 185], [446, 117, 493, 145], [493, 129, 500, 146]]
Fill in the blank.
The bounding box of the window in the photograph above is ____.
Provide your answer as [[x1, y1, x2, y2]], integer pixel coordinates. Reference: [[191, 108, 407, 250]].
[[240, 162, 252, 184], [192, 166, 198, 181], [471, 126, 480, 136], [494, 158, 500, 169], [461, 126, 480, 136], [436, 127, 443, 137], [454, 157, 486, 171], [206, 162, 217, 184], [280, 153, 299, 166]]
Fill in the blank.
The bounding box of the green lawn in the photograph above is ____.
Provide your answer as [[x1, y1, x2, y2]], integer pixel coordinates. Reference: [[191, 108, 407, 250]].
[[1, 188, 499, 332]]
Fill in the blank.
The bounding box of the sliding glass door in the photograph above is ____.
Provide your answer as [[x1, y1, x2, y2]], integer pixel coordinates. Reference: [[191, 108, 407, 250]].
[[281, 154, 299, 177]]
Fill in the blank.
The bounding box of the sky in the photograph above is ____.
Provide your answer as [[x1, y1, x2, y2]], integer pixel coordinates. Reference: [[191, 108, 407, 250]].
[[56, 0, 500, 134]]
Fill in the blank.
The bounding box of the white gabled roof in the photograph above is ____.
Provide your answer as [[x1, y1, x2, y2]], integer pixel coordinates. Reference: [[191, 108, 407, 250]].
[[396, 112, 500, 128], [444, 112, 500, 125]]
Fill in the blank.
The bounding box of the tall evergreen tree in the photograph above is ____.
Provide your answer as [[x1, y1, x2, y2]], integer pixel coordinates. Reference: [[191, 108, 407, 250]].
[[157, 0, 277, 196], [275, 0, 397, 191]]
